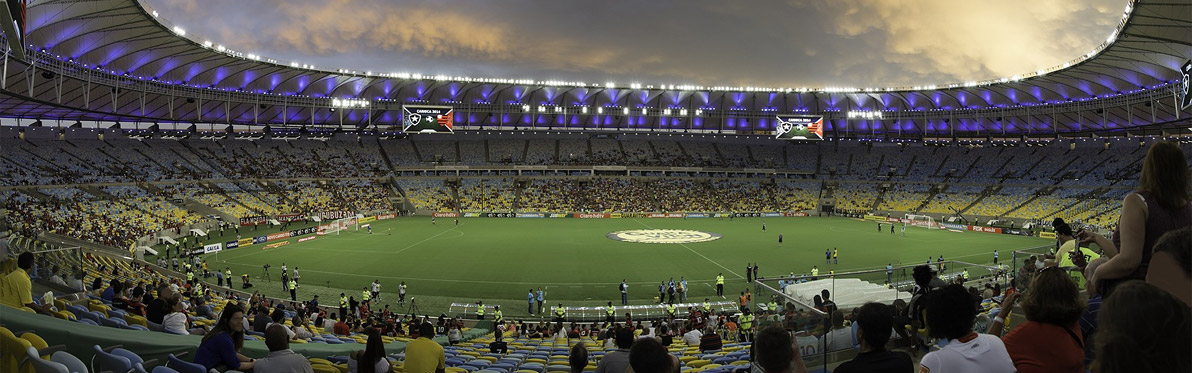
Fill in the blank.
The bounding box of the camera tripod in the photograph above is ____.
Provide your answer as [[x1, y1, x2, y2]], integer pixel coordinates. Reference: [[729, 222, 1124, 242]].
[[405, 298, 419, 316]]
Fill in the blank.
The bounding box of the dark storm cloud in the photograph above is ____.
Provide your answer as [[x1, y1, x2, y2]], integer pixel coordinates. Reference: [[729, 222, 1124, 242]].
[[144, 0, 1124, 88]]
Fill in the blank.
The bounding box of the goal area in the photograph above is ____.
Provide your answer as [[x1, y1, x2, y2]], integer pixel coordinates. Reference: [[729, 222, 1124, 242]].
[[904, 214, 939, 229]]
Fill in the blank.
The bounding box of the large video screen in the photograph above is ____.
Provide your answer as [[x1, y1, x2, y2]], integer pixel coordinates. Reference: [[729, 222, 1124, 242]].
[[775, 115, 824, 140], [402, 105, 455, 134]]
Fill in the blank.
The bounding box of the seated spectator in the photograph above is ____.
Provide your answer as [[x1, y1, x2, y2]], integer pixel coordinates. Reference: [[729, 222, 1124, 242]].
[[292, 315, 314, 340], [1093, 280, 1190, 373], [0, 252, 53, 315], [194, 304, 255, 371], [595, 326, 633, 373], [1079, 257, 1108, 366], [834, 302, 913, 373], [101, 278, 119, 302], [569, 341, 588, 373], [698, 326, 722, 352], [126, 287, 148, 317], [193, 296, 214, 319], [163, 294, 206, 335], [334, 315, 351, 336], [254, 324, 314, 373], [267, 308, 297, 340], [920, 285, 1014, 373], [447, 324, 461, 345], [824, 309, 852, 352], [349, 329, 389, 373], [683, 326, 702, 347], [990, 266, 1085, 373], [252, 305, 272, 333], [489, 329, 509, 354], [752, 326, 808, 373], [628, 337, 678, 373], [146, 285, 172, 324], [1146, 227, 1191, 306], [404, 323, 446, 373]]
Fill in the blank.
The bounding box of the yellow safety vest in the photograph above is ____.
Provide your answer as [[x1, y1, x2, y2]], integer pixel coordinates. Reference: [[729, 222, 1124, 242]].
[[494, 310, 503, 323], [362, 290, 370, 301], [703, 302, 710, 312], [740, 314, 754, 330], [716, 275, 724, 285], [477, 304, 485, 316], [606, 306, 615, 316], [187, 272, 193, 281], [195, 283, 203, 294], [769, 301, 777, 311], [340, 296, 348, 308], [812, 268, 819, 276], [667, 304, 676, 315], [289, 281, 296, 290], [225, 270, 231, 279], [555, 307, 566, 318], [963, 270, 970, 279]]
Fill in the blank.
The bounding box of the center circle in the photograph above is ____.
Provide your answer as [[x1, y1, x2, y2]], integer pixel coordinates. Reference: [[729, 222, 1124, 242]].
[[606, 229, 723, 244]]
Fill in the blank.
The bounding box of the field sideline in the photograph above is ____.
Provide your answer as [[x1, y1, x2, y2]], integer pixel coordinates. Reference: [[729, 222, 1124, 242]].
[[200, 216, 1048, 315]]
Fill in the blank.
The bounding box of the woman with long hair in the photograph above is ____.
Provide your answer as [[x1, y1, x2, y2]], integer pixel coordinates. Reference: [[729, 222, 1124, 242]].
[[349, 328, 389, 373], [193, 303, 255, 371], [1081, 141, 1192, 296], [989, 266, 1087, 373]]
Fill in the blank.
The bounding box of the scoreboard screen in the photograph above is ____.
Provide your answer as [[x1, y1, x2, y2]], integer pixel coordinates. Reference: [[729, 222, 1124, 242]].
[[403, 105, 455, 134], [775, 115, 824, 140]]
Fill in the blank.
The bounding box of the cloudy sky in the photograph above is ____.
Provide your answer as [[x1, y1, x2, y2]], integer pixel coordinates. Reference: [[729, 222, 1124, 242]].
[[143, 0, 1127, 88]]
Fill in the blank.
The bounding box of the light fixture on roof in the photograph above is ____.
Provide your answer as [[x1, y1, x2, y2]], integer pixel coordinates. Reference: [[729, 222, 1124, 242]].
[[172, 26, 185, 36]]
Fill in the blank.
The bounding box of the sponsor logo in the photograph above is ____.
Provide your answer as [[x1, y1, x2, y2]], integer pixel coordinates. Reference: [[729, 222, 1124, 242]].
[[549, 213, 568, 218], [266, 232, 291, 241], [1039, 231, 1057, 239], [609, 213, 623, 219], [516, 213, 544, 218], [239, 238, 255, 247], [432, 212, 459, 218], [203, 243, 223, 254], [968, 226, 1003, 234], [575, 213, 610, 219], [785, 212, 810, 217], [263, 241, 291, 250], [376, 214, 396, 220], [463, 213, 481, 218], [358, 216, 377, 223], [252, 236, 267, 244], [225, 241, 239, 249], [940, 223, 967, 231], [275, 214, 304, 222], [647, 213, 684, 218], [606, 229, 723, 244], [297, 236, 317, 243], [685, 213, 708, 218], [763, 212, 782, 217]]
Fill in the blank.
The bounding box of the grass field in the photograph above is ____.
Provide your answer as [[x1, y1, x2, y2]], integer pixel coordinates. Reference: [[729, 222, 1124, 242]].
[[198, 216, 1049, 316]]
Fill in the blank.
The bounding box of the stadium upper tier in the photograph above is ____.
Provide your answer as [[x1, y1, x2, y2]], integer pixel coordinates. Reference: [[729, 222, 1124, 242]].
[[0, 0, 1188, 136]]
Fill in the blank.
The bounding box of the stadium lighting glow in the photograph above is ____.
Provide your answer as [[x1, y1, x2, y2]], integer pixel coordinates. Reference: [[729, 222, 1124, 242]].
[[523, 105, 531, 112], [596, 107, 604, 114], [622, 108, 630, 115], [642, 108, 648, 115], [680, 109, 688, 116], [630, 83, 642, 90], [554, 106, 563, 113], [695, 109, 702, 117], [172, 26, 186, 36], [663, 109, 672, 116], [581, 107, 588, 114], [331, 98, 369, 108], [539, 106, 547, 112], [203, 41, 212, 48], [605, 82, 616, 89], [848, 111, 883, 120]]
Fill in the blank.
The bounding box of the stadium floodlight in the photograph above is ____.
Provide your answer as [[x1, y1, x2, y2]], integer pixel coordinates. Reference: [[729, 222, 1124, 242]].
[[538, 105, 547, 113], [605, 82, 616, 89], [680, 109, 688, 116], [641, 108, 648, 115], [663, 109, 671, 116], [522, 105, 531, 112], [596, 107, 604, 114], [172, 26, 185, 36], [554, 106, 562, 113], [622, 108, 629, 115], [695, 109, 702, 116], [581, 107, 588, 114]]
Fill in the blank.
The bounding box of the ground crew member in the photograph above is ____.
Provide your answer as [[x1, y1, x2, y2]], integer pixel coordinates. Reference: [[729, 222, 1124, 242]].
[[339, 293, 348, 318], [554, 303, 566, 329], [715, 273, 725, 296], [606, 302, 616, 323], [476, 301, 486, 320], [288, 279, 297, 301], [493, 305, 503, 324], [739, 308, 755, 342]]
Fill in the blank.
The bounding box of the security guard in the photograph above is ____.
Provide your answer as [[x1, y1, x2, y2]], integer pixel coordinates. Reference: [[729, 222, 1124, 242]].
[[715, 273, 725, 296], [224, 268, 232, 286], [605, 301, 616, 324], [769, 300, 778, 315], [362, 287, 371, 302], [703, 298, 711, 313], [554, 303, 566, 329], [186, 270, 194, 284], [288, 279, 297, 301], [811, 266, 819, 278], [739, 308, 755, 342], [962, 268, 970, 281], [339, 293, 348, 318], [476, 301, 486, 320], [194, 282, 203, 296], [666, 302, 677, 319], [493, 305, 503, 324]]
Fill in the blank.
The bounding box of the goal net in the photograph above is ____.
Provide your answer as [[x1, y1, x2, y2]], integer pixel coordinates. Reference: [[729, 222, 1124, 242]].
[[904, 214, 939, 229], [319, 217, 357, 235]]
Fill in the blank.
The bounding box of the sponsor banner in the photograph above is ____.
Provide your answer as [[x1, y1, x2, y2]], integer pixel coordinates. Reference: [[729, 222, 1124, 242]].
[[785, 212, 810, 217], [1002, 228, 1032, 236], [275, 214, 305, 222], [360, 224, 371, 229], [574, 213, 610, 219], [319, 211, 353, 220], [358, 216, 377, 224], [263, 241, 291, 250], [240, 216, 267, 226], [762, 212, 783, 217], [225, 241, 239, 249], [610, 213, 623, 219], [463, 213, 481, 218], [289, 227, 316, 237], [1039, 231, 1057, 239], [885, 217, 903, 223], [647, 213, 684, 218], [252, 236, 267, 244], [686, 213, 708, 218], [517, 213, 544, 218], [376, 213, 396, 220], [968, 226, 1003, 234], [203, 243, 223, 254], [297, 236, 317, 243], [734, 212, 763, 218], [548, 213, 568, 218], [622, 213, 647, 218], [940, 223, 967, 231], [864, 215, 887, 222], [266, 232, 291, 241], [432, 212, 459, 218], [486, 212, 515, 218], [238, 238, 255, 247], [188, 248, 205, 255]]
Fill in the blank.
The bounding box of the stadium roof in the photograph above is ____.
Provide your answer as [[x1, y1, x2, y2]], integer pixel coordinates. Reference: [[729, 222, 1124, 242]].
[[0, 0, 1189, 136]]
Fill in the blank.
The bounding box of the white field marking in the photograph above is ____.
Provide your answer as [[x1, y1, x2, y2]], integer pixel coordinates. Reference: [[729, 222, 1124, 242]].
[[630, 219, 745, 279], [215, 223, 466, 261]]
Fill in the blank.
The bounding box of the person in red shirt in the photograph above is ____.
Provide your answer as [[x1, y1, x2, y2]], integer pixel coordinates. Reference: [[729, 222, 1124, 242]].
[[334, 315, 351, 336], [990, 267, 1086, 373]]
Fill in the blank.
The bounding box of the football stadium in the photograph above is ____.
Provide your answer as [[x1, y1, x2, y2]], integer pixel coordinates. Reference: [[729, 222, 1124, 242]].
[[0, 0, 1190, 372]]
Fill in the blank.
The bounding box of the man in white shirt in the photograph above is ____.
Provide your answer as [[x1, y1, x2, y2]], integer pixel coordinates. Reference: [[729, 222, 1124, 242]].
[[255, 325, 314, 373], [683, 327, 702, 346], [920, 284, 1015, 373]]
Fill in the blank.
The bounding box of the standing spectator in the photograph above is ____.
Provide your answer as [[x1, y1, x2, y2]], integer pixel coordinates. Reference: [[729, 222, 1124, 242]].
[[752, 326, 808, 373], [349, 329, 389, 373], [193, 304, 255, 371], [1081, 141, 1191, 297], [834, 302, 913, 373], [620, 279, 628, 305], [254, 324, 314, 373], [594, 327, 633, 373], [537, 287, 545, 314], [920, 285, 1014, 373], [404, 323, 446, 373], [988, 266, 1086, 373], [1093, 280, 1191, 373], [528, 289, 536, 315], [568, 342, 588, 373]]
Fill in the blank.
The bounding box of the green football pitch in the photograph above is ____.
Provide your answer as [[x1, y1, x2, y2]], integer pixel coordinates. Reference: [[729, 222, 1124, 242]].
[[199, 216, 1050, 316]]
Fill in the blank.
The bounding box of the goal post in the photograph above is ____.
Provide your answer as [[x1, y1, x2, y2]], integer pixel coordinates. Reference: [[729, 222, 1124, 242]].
[[319, 217, 358, 235], [904, 214, 939, 229]]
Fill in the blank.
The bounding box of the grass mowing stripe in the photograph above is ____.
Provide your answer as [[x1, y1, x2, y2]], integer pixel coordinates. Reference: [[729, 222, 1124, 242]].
[[631, 218, 745, 279]]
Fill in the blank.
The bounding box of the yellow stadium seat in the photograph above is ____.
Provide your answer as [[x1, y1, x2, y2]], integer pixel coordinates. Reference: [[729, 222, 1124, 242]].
[[124, 314, 148, 327], [312, 364, 339, 373], [1, 328, 33, 373], [686, 360, 711, 368], [679, 356, 697, 363]]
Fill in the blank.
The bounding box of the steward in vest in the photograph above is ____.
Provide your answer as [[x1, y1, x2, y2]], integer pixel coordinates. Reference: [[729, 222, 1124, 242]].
[[605, 301, 616, 323], [288, 279, 297, 301], [339, 293, 348, 317], [476, 301, 486, 320], [493, 305, 503, 324], [739, 308, 755, 342], [554, 303, 566, 329], [715, 274, 725, 296]]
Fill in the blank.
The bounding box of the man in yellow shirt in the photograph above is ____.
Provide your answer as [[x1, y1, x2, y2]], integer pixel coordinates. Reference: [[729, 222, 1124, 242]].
[[404, 323, 446, 373], [3, 253, 54, 315]]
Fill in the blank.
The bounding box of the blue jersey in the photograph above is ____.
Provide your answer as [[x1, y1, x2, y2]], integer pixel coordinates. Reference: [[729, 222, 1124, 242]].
[[537, 291, 544, 301], [528, 292, 535, 303]]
